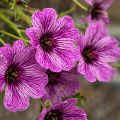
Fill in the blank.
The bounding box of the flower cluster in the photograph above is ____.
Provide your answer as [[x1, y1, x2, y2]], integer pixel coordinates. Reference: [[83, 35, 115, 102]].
[[0, 0, 119, 119]]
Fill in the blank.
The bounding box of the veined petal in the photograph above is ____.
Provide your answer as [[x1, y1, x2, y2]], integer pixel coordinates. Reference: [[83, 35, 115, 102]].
[[0, 74, 5, 92], [4, 85, 29, 112], [20, 65, 48, 98], [32, 8, 57, 32], [92, 62, 115, 82], [85, 22, 108, 45], [26, 27, 42, 46], [101, 0, 114, 10], [12, 40, 25, 53]]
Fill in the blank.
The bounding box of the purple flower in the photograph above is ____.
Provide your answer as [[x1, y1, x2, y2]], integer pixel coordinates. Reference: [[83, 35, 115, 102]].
[[0, 40, 48, 112], [77, 22, 120, 82], [43, 68, 80, 103], [26, 8, 80, 72], [37, 98, 87, 120], [84, 0, 113, 24]]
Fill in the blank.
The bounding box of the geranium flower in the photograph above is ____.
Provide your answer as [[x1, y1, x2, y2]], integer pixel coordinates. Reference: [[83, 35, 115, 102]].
[[0, 40, 48, 112], [43, 68, 80, 103], [77, 22, 120, 82], [37, 98, 87, 120], [26, 8, 80, 72], [84, 0, 113, 24]]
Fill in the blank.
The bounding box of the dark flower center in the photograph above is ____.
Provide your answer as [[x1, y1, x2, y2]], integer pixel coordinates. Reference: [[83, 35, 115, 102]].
[[46, 70, 60, 85], [40, 33, 53, 52], [5, 65, 20, 84], [82, 45, 97, 64], [90, 3, 103, 20], [45, 110, 61, 120]]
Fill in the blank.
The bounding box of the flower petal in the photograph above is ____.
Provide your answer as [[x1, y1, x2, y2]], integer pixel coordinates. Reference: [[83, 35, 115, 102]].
[[32, 8, 57, 32], [78, 61, 96, 82], [0, 75, 5, 92], [58, 98, 87, 120], [20, 64, 48, 98], [43, 68, 80, 103], [96, 36, 120, 62], [12, 40, 25, 53], [36, 46, 62, 72], [4, 85, 29, 112], [85, 22, 108, 46], [85, 0, 95, 5], [92, 63, 115, 82], [95, 36, 119, 49], [26, 27, 42, 46], [12, 46, 36, 67], [101, 0, 114, 10], [53, 15, 75, 35]]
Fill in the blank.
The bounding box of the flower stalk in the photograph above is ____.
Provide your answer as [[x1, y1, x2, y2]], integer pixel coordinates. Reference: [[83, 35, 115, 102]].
[[72, 0, 88, 11], [0, 30, 29, 43], [0, 38, 5, 44]]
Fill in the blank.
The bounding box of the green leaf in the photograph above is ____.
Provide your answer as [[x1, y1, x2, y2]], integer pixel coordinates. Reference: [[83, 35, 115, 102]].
[[73, 93, 87, 107], [45, 100, 52, 108]]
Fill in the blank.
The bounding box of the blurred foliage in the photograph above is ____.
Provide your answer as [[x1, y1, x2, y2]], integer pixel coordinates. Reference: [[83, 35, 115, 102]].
[[73, 93, 87, 107], [0, 0, 88, 45]]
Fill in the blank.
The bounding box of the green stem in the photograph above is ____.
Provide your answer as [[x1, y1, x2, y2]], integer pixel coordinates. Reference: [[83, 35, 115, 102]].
[[0, 12, 22, 37], [15, 6, 31, 26], [40, 99, 45, 112], [0, 38, 5, 44], [59, 6, 77, 17], [72, 0, 88, 11], [11, 0, 16, 9], [112, 63, 120, 68], [0, 30, 29, 43]]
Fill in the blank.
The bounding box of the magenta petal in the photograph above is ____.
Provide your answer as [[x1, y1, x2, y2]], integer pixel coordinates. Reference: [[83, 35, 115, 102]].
[[1, 45, 13, 65], [36, 46, 62, 72], [43, 68, 80, 103], [26, 27, 42, 46], [21, 65, 48, 98], [12, 40, 25, 53], [26, 8, 81, 72], [13, 46, 36, 67], [95, 36, 119, 49], [37, 98, 87, 120], [37, 108, 47, 120], [78, 61, 96, 82], [96, 36, 120, 62], [99, 47, 120, 62], [92, 63, 115, 82], [54, 16, 80, 40], [85, 0, 95, 5], [101, 0, 114, 10], [85, 22, 108, 45], [4, 85, 29, 112], [55, 16, 74, 31], [54, 38, 79, 70], [32, 8, 57, 32], [0, 75, 5, 92]]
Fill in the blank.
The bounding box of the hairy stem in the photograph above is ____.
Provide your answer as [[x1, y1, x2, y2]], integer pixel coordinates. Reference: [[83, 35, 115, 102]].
[[0, 38, 5, 44], [0, 30, 29, 43], [72, 0, 88, 11], [59, 5, 77, 17]]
